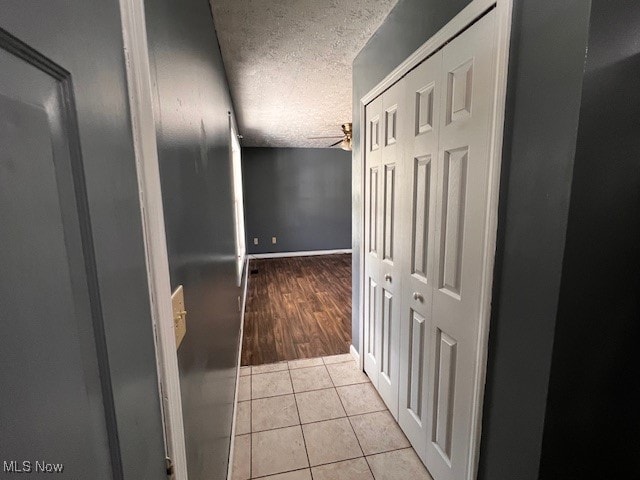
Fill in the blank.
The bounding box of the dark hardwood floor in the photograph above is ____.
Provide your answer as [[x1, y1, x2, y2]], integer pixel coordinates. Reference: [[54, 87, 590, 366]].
[[241, 254, 352, 366]]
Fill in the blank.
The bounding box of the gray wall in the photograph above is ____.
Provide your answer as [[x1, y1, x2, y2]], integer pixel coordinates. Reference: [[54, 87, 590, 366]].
[[243, 147, 352, 254], [144, 1, 242, 479], [478, 2, 591, 478], [353, 0, 592, 478], [540, 2, 640, 477]]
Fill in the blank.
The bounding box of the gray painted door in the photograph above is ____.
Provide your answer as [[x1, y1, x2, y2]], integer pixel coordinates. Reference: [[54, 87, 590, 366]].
[[0, 2, 166, 478], [0, 31, 114, 479]]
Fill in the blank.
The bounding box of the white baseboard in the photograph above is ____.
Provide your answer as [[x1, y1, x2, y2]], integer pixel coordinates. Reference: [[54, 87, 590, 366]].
[[350, 344, 360, 365], [248, 249, 352, 260]]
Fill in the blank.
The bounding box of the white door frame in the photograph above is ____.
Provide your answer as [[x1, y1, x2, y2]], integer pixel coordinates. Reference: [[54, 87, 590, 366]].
[[356, 0, 513, 478], [119, 1, 188, 478]]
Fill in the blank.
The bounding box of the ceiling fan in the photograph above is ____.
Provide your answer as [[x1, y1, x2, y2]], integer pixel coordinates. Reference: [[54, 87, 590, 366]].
[[308, 123, 352, 151]]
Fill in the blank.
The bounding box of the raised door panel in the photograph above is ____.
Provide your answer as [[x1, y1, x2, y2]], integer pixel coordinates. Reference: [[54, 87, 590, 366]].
[[446, 60, 473, 125], [398, 50, 443, 462], [407, 310, 428, 422], [369, 165, 380, 256], [383, 164, 396, 262], [431, 330, 457, 464], [438, 147, 468, 299], [411, 155, 434, 284], [427, 10, 497, 480], [377, 280, 401, 416], [363, 274, 381, 385], [380, 289, 394, 380]]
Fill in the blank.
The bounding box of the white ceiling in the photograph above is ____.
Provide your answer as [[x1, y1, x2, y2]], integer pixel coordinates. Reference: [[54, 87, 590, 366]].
[[210, 0, 398, 148]]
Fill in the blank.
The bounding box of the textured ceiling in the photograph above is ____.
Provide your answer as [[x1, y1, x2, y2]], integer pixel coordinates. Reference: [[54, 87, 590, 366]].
[[211, 0, 398, 148]]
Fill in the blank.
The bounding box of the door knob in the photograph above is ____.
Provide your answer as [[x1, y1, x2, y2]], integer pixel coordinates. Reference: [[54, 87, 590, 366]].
[[413, 292, 424, 302], [384, 274, 392, 282]]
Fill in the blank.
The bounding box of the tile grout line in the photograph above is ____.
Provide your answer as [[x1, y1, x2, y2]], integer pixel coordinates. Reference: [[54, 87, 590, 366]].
[[325, 359, 369, 473], [248, 356, 354, 376], [245, 357, 379, 479], [363, 454, 376, 480], [245, 445, 418, 479], [246, 410, 364, 434], [251, 468, 310, 480], [330, 368, 377, 480], [288, 367, 313, 480]]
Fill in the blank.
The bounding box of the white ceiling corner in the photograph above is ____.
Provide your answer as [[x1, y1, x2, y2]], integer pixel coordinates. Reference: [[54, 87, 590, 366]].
[[210, 0, 398, 148]]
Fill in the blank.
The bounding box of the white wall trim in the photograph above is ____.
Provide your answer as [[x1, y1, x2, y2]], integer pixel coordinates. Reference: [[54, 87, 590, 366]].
[[227, 258, 250, 480], [119, 0, 188, 478], [248, 249, 352, 260], [356, 1, 513, 479], [349, 344, 360, 364], [467, 1, 513, 478]]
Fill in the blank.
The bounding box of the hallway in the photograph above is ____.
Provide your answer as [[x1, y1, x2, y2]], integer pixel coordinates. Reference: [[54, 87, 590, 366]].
[[242, 255, 352, 366], [3, 0, 639, 479], [232, 354, 432, 480]]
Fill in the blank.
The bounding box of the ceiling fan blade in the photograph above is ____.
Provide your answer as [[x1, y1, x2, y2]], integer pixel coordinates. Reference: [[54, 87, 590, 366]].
[[308, 135, 344, 139], [328, 139, 343, 147]]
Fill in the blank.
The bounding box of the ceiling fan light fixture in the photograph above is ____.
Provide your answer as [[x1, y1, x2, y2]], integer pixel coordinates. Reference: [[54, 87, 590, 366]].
[[308, 122, 352, 150]]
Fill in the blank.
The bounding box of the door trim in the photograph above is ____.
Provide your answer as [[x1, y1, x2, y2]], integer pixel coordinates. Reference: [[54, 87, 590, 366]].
[[119, 1, 188, 478], [357, 0, 513, 478]]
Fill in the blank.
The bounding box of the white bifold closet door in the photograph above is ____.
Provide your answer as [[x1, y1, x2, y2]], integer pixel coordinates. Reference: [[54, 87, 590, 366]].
[[364, 8, 498, 480], [363, 79, 405, 418], [397, 48, 442, 461], [398, 10, 497, 480]]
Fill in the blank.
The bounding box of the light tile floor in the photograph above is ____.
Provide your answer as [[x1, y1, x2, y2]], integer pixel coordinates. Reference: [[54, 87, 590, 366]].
[[232, 354, 433, 480]]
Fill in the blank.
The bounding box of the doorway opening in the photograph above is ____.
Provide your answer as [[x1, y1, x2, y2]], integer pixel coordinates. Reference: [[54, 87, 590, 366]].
[[241, 253, 352, 366]]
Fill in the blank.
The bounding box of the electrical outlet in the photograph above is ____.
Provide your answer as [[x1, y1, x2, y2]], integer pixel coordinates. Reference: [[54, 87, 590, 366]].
[[272, 236, 277, 244], [253, 238, 258, 245]]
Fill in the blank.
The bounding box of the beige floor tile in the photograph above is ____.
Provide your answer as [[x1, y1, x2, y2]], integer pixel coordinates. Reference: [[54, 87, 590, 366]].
[[288, 357, 324, 370], [349, 411, 410, 455], [289, 365, 333, 393], [252, 426, 309, 478], [255, 469, 312, 479], [311, 458, 373, 480], [240, 366, 251, 377], [253, 362, 289, 374], [302, 417, 362, 466], [231, 434, 251, 480], [323, 353, 355, 365], [326, 362, 369, 387], [252, 370, 293, 399], [336, 383, 387, 416], [238, 375, 251, 402], [236, 401, 251, 435], [366, 448, 433, 480], [295, 388, 345, 424], [252, 394, 299, 432]]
